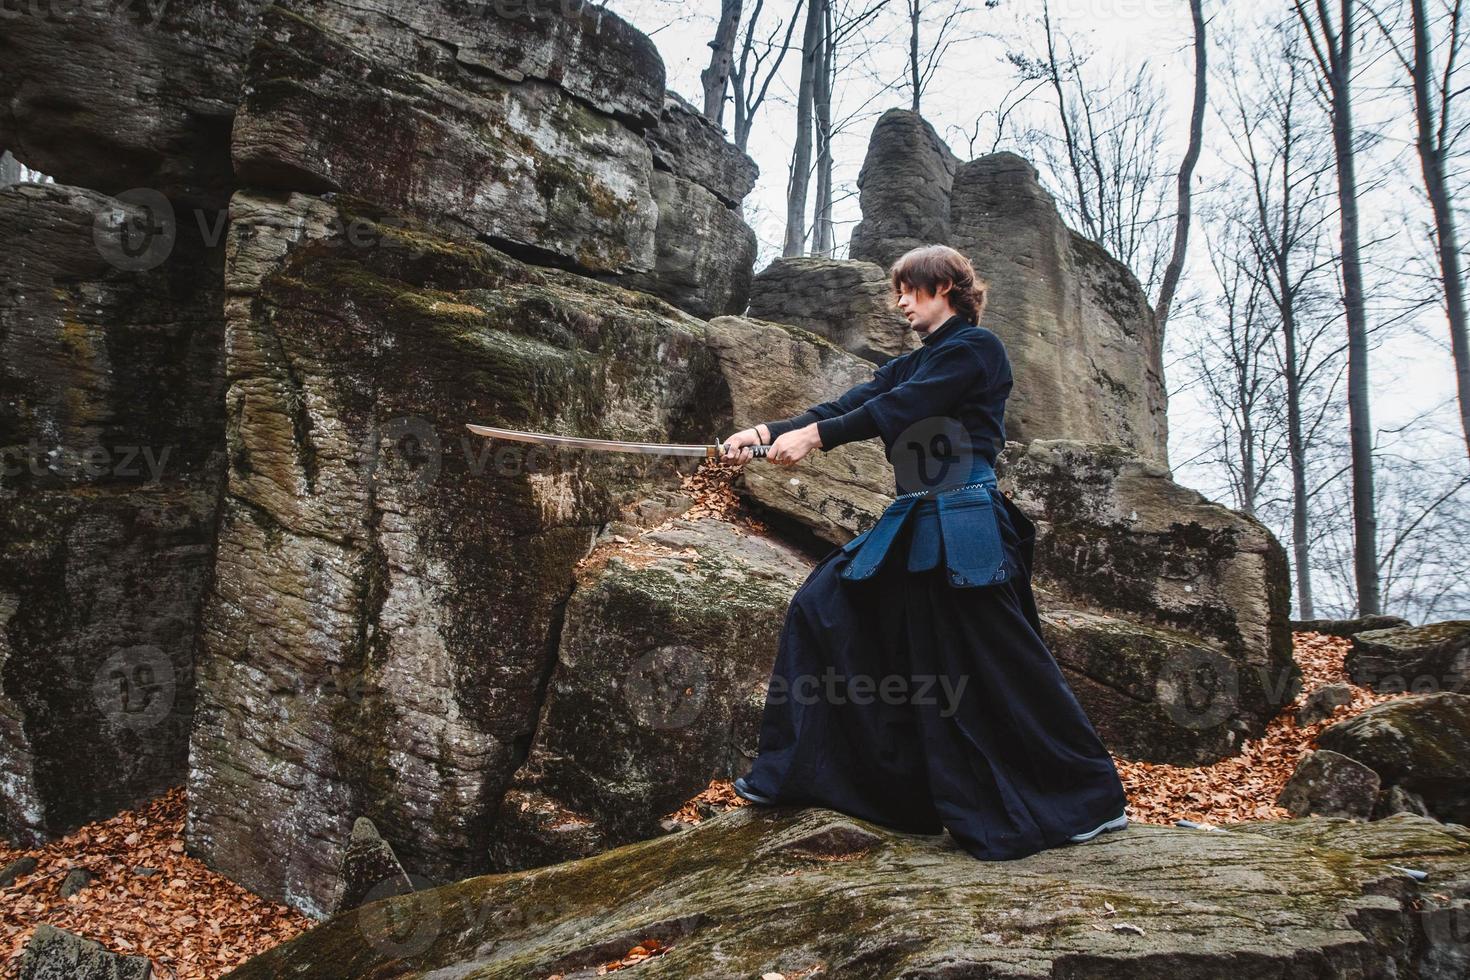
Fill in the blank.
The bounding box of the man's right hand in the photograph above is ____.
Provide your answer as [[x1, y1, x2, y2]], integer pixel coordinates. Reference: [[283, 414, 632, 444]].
[[720, 426, 767, 464]]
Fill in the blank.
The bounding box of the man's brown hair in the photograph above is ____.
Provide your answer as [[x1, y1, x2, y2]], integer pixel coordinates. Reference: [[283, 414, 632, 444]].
[[889, 244, 989, 324]]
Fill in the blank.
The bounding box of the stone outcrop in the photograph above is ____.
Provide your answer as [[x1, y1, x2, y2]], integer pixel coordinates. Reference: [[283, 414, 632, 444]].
[[225, 806, 1470, 979], [1277, 748, 1381, 819], [849, 110, 959, 268], [1345, 620, 1470, 695], [1316, 693, 1470, 826], [0, 0, 269, 209], [187, 194, 727, 918], [232, 0, 754, 316], [705, 315, 894, 545], [20, 923, 153, 980], [746, 257, 919, 364], [1292, 614, 1412, 638], [491, 516, 812, 871], [644, 91, 759, 208], [333, 817, 416, 916], [0, 182, 227, 844], [849, 109, 1169, 465], [1007, 440, 1297, 765]]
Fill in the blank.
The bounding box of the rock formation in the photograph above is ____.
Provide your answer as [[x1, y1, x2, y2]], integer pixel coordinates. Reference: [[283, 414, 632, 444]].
[[490, 515, 812, 871], [1315, 692, 1470, 825], [0, 0, 270, 210], [189, 194, 725, 916], [1345, 620, 1470, 695], [746, 257, 919, 364], [0, 0, 1328, 935], [225, 805, 1470, 979], [849, 109, 1169, 465], [0, 182, 227, 844], [20, 923, 154, 980]]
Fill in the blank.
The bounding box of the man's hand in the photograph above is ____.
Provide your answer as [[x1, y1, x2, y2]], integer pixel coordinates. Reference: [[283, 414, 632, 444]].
[[720, 426, 766, 464], [769, 423, 822, 466]]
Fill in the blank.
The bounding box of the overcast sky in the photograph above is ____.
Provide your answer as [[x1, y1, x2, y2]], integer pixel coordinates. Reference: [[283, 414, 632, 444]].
[[608, 0, 1465, 515]]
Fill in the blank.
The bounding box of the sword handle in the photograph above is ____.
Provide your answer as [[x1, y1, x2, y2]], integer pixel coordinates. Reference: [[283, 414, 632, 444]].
[[713, 442, 770, 459]]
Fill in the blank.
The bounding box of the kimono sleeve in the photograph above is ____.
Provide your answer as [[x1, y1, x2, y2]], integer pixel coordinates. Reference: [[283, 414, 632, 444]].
[[762, 358, 899, 441], [817, 340, 988, 451]]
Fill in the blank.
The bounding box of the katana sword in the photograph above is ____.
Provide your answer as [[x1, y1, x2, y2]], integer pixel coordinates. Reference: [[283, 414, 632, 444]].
[[465, 424, 771, 459]]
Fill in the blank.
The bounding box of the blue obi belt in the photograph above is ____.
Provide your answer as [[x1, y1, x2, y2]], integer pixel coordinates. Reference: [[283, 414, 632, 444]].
[[838, 457, 1015, 589]]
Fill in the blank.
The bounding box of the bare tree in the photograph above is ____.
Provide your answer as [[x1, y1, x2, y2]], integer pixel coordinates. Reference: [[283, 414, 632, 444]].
[[1185, 210, 1287, 520], [1291, 0, 1382, 615], [1215, 16, 1344, 618], [1007, 0, 1176, 299], [702, 0, 744, 124], [785, 0, 826, 256], [1366, 0, 1470, 464], [905, 0, 981, 114], [1155, 0, 1209, 334], [790, 0, 896, 256], [729, 0, 806, 152]]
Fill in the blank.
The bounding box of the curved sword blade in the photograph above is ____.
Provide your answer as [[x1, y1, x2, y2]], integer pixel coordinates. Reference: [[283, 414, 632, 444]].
[[466, 423, 718, 457]]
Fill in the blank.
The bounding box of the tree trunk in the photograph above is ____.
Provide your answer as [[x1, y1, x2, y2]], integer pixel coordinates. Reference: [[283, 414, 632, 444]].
[[812, 0, 836, 257], [1154, 0, 1207, 336], [1407, 0, 1470, 463], [784, 0, 824, 256], [910, 0, 922, 113], [702, 0, 743, 125]]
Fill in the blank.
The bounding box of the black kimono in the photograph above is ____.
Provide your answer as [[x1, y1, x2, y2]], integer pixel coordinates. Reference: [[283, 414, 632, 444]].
[[745, 314, 1129, 860]]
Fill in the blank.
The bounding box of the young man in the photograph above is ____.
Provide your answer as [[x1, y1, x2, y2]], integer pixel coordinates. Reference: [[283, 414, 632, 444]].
[[721, 244, 1129, 858]]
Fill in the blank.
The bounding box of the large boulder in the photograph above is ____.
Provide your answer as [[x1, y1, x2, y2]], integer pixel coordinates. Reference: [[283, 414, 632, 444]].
[[1277, 748, 1382, 819], [491, 516, 812, 871], [232, 0, 661, 276], [0, 0, 269, 209], [704, 315, 893, 546], [848, 108, 959, 268], [224, 806, 1470, 979], [232, 0, 755, 316], [0, 182, 226, 845], [1316, 692, 1470, 826], [644, 90, 758, 209], [187, 193, 731, 918], [1293, 614, 1412, 638], [20, 923, 153, 980], [746, 257, 919, 364], [948, 152, 1168, 464], [848, 110, 1168, 466], [1007, 440, 1297, 765], [1345, 620, 1470, 695]]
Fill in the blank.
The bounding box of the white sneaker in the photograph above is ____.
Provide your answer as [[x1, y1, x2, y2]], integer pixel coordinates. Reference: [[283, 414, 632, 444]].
[[1068, 811, 1128, 843]]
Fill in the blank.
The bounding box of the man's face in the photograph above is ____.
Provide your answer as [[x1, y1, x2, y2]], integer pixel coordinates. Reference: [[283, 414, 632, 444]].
[[896, 280, 954, 335]]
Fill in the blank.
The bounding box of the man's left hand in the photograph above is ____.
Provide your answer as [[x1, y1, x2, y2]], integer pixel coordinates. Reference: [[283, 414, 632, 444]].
[[769, 424, 822, 466]]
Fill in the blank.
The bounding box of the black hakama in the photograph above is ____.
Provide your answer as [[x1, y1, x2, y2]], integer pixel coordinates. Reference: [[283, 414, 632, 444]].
[[742, 485, 1129, 859]]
